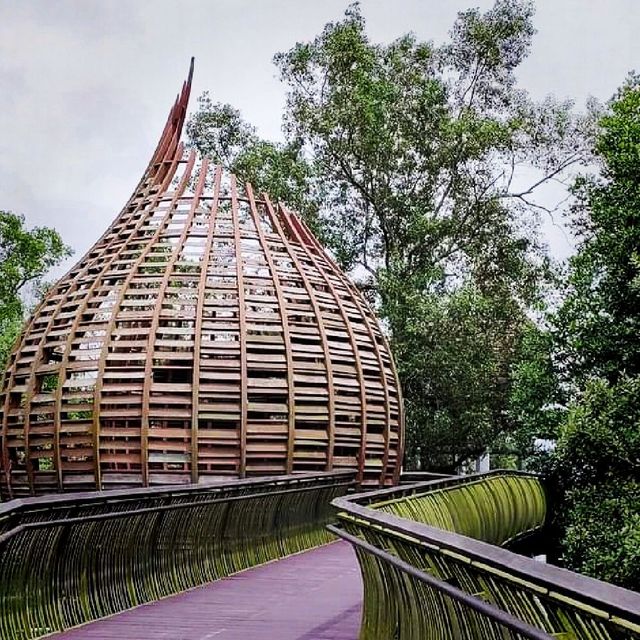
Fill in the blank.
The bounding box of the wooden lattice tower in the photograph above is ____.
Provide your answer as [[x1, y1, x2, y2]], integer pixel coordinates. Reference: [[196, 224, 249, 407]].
[[0, 61, 403, 497]]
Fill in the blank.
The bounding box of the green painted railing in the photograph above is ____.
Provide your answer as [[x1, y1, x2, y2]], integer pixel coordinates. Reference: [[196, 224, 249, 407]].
[[332, 471, 640, 640], [377, 472, 546, 545], [0, 471, 354, 639]]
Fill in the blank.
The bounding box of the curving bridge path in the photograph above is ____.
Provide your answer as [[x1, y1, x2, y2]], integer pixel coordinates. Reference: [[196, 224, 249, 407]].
[[5, 472, 638, 640], [49, 542, 362, 640]]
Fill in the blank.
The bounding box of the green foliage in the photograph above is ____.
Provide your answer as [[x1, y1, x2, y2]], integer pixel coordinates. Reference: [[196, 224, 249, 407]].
[[0, 315, 22, 376], [562, 482, 640, 591], [40, 374, 59, 393], [186, 96, 257, 167], [186, 93, 323, 235], [540, 82, 640, 588], [549, 374, 640, 588], [389, 283, 523, 470], [553, 377, 640, 491], [506, 324, 564, 461], [275, 1, 585, 282], [232, 139, 323, 235], [0, 211, 71, 371], [555, 78, 640, 386], [188, 1, 589, 470], [0, 212, 70, 311]]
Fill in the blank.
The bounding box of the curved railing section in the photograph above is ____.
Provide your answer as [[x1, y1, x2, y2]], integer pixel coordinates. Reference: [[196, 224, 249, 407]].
[[376, 472, 546, 545], [331, 471, 640, 640], [0, 470, 354, 639]]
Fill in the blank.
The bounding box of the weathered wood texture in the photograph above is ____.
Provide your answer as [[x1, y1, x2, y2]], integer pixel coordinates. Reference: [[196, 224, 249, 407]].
[[0, 60, 403, 497]]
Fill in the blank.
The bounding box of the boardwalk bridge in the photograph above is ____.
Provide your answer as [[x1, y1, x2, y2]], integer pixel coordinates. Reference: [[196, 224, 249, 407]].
[[0, 62, 639, 639], [1, 471, 639, 639]]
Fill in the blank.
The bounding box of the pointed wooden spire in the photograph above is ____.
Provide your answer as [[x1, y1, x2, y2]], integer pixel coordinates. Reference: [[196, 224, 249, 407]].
[[0, 60, 403, 497]]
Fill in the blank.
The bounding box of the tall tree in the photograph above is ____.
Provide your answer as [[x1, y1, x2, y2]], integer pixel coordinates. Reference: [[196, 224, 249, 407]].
[[0, 211, 71, 369], [189, 1, 590, 469], [555, 77, 640, 387], [547, 78, 640, 589], [275, 1, 589, 469], [275, 1, 588, 283]]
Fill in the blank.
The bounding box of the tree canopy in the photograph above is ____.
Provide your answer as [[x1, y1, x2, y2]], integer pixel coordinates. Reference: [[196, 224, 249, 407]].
[[545, 79, 640, 589], [189, 0, 590, 469], [554, 78, 640, 387]]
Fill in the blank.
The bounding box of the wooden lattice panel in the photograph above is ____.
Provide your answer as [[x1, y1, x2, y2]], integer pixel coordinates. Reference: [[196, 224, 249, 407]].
[[0, 61, 403, 497]]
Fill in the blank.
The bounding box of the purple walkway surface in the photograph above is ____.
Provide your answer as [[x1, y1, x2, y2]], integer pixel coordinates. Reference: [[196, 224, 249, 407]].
[[49, 541, 362, 640]]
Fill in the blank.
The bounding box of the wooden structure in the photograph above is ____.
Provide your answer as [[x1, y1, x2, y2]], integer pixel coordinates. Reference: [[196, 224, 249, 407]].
[[0, 60, 403, 497]]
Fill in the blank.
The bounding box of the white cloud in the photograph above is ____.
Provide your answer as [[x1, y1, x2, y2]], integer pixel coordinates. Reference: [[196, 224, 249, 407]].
[[0, 0, 638, 277]]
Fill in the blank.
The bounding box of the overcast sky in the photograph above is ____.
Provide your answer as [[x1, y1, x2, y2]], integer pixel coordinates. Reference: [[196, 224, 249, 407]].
[[1, 0, 639, 279]]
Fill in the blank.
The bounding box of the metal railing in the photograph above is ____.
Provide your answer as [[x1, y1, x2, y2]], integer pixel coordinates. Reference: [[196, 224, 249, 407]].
[[0, 470, 354, 639], [399, 471, 454, 484], [332, 471, 640, 639]]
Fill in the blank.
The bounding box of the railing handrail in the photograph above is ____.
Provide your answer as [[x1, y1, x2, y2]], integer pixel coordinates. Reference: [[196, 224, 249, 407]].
[[344, 468, 537, 506], [1, 471, 355, 639], [0, 469, 354, 519], [0, 478, 355, 547], [328, 524, 555, 640], [332, 470, 640, 627]]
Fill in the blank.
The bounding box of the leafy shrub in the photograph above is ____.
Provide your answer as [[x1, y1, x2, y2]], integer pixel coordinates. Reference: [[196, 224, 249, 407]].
[[549, 376, 640, 588], [562, 482, 640, 590], [553, 376, 640, 491]]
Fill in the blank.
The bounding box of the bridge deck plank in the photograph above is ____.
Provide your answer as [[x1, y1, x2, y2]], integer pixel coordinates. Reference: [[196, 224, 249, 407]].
[[48, 541, 362, 640]]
